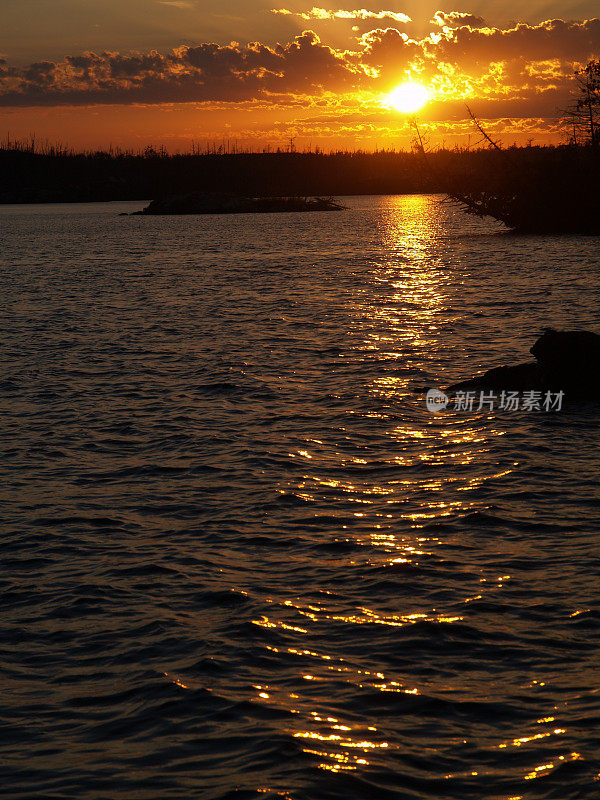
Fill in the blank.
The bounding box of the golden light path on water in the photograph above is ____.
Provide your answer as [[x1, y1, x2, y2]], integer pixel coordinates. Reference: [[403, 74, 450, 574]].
[[241, 196, 557, 782]]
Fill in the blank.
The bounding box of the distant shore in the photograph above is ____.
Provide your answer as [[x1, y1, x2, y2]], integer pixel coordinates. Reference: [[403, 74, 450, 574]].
[[0, 144, 581, 205], [0, 148, 433, 204], [3, 144, 599, 233]]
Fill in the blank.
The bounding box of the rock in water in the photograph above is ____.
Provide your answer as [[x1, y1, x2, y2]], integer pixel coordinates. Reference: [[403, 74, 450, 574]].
[[448, 361, 543, 393], [448, 329, 600, 400], [530, 329, 600, 394]]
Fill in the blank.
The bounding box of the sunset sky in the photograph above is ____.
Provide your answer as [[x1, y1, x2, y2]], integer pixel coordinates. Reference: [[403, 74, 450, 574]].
[[1, 1, 600, 150]]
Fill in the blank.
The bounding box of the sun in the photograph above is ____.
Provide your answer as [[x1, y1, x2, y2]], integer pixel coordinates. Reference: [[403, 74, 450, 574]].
[[387, 82, 430, 114]]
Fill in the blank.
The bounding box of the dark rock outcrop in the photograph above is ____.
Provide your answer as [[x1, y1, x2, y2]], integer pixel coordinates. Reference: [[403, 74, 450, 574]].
[[130, 193, 345, 215], [448, 329, 600, 399]]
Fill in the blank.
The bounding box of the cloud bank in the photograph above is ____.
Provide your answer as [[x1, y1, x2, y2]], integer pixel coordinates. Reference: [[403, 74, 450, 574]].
[[1, 15, 600, 121]]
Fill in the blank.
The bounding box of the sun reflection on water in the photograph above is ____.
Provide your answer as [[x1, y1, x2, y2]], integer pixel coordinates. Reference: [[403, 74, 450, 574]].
[[255, 195, 525, 785]]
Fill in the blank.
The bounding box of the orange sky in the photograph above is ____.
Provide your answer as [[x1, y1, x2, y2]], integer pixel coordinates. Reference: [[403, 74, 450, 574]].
[[1, 3, 600, 151]]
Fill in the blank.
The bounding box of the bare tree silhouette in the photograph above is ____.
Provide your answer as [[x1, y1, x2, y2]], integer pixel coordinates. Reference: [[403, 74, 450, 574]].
[[563, 60, 600, 147]]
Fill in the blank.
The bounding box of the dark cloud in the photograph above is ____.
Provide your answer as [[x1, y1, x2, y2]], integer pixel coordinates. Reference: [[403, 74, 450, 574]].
[[355, 27, 420, 78], [0, 31, 362, 106], [429, 18, 600, 67], [66, 53, 103, 70], [23, 61, 56, 84]]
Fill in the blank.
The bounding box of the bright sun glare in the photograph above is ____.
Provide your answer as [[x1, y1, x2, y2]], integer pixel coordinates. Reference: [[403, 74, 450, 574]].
[[388, 82, 430, 114]]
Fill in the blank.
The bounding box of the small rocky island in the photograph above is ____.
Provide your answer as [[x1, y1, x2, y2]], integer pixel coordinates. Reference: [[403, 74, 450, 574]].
[[130, 193, 346, 215], [449, 329, 600, 400]]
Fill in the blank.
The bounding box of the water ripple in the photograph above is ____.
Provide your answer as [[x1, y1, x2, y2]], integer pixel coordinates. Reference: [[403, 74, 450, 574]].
[[1, 196, 600, 799]]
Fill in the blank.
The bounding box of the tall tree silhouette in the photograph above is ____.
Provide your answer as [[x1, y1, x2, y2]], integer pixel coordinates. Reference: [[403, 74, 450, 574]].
[[565, 60, 600, 146]]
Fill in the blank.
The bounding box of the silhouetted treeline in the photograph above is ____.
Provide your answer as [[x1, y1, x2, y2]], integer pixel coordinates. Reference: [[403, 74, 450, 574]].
[[0, 143, 435, 202], [1, 140, 598, 215]]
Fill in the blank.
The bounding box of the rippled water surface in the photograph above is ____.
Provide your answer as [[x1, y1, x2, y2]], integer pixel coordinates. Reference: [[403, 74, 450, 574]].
[[2, 196, 600, 800]]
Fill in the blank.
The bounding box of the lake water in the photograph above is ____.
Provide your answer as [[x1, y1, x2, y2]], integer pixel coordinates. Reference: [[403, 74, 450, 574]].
[[2, 196, 600, 800]]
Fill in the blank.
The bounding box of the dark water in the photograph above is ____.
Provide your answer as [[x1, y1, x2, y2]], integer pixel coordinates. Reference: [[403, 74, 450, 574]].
[[2, 196, 600, 800]]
